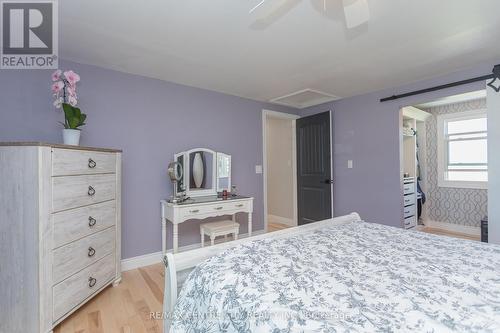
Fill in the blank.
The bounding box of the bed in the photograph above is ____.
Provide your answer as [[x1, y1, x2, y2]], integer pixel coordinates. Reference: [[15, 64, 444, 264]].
[[163, 213, 500, 332]]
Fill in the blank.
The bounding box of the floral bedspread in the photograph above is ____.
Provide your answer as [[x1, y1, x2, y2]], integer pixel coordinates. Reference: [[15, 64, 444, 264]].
[[170, 220, 500, 332]]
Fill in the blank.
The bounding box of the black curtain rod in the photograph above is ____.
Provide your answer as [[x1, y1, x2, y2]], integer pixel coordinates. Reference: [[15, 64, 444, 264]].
[[380, 64, 500, 102]]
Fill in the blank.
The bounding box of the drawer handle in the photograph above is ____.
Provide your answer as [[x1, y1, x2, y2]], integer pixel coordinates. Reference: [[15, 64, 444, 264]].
[[235, 204, 244, 208], [214, 207, 223, 210], [88, 277, 97, 288], [88, 158, 97, 169], [88, 247, 96, 257], [404, 210, 411, 214], [88, 216, 97, 227], [189, 209, 200, 213], [88, 186, 96, 196]]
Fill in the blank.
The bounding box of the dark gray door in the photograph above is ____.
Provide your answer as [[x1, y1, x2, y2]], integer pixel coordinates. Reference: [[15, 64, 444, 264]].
[[296, 111, 332, 225]]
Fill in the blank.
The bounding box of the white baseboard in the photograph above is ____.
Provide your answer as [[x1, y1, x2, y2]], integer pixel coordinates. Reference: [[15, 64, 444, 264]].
[[268, 214, 295, 227], [121, 229, 266, 271], [423, 220, 480, 236]]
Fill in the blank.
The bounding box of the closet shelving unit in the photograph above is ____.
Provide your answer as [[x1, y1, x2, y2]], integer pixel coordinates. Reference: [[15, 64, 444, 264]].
[[401, 107, 431, 229]]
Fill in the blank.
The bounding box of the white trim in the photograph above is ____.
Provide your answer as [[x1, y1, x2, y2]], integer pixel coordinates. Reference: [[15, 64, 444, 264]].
[[423, 219, 480, 236], [262, 110, 300, 233], [437, 109, 488, 190], [268, 214, 295, 227], [121, 229, 266, 271]]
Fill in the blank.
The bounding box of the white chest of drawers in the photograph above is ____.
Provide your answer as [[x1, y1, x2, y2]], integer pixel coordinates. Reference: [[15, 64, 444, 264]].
[[0, 143, 122, 333]]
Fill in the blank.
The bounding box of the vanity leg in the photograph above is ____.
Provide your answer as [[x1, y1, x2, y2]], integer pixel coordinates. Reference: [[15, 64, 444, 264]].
[[173, 224, 179, 254], [201, 233, 205, 248], [210, 236, 215, 246], [234, 233, 238, 241], [232, 213, 236, 222], [248, 213, 252, 237], [161, 218, 167, 256]]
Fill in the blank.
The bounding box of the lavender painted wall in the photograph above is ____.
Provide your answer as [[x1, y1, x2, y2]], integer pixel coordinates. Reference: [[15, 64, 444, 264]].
[[0, 60, 298, 259], [301, 60, 500, 227]]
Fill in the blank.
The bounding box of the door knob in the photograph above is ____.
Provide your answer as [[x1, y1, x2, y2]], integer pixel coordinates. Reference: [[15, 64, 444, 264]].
[[323, 179, 334, 184]]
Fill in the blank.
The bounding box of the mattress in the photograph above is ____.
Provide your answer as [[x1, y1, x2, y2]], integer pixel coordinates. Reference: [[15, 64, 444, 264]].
[[170, 220, 500, 332]]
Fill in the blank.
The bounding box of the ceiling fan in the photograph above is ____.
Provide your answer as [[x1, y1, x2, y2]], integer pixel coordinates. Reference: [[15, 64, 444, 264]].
[[250, 0, 370, 29]]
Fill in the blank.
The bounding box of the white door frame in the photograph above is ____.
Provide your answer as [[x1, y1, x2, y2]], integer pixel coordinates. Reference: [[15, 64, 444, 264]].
[[262, 110, 300, 232]]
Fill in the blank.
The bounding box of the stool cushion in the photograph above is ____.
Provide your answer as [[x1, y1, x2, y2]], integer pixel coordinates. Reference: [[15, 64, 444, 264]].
[[200, 220, 239, 234]]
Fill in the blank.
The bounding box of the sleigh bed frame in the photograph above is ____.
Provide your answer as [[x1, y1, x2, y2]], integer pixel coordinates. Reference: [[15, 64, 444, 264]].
[[162, 212, 362, 332]]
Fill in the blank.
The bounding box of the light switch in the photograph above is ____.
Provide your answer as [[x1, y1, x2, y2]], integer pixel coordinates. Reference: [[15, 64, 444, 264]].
[[255, 165, 263, 174], [348, 160, 353, 169]]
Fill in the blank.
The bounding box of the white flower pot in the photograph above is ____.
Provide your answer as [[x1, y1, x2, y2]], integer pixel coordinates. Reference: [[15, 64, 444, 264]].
[[63, 129, 81, 146]]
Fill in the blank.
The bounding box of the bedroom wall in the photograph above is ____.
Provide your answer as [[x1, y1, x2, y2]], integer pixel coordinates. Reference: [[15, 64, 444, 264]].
[[422, 99, 488, 228], [300, 60, 500, 227], [0, 60, 298, 259]]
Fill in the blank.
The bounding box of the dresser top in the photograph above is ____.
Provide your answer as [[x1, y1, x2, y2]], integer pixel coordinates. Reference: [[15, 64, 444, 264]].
[[0, 142, 122, 153]]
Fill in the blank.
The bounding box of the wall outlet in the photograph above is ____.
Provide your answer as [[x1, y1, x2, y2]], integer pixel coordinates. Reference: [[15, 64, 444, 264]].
[[255, 165, 263, 174], [348, 160, 353, 169]]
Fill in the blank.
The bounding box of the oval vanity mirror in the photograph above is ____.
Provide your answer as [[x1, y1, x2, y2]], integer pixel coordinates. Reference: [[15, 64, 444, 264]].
[[172, 148, 231, 198]]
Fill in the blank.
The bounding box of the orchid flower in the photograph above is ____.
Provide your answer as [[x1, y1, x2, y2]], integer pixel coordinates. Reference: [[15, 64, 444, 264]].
[[64, 70, 81, 86], [51, 69, 62, 82]]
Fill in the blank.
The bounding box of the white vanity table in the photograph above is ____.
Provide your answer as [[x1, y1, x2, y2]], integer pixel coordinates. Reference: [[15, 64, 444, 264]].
[[161, 147, 253, 254], [161, 195, 253, 254]]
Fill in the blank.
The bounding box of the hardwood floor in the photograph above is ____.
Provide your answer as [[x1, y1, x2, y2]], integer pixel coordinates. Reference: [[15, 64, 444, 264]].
[[54, 263, 165, 333], [418, 226, 480, 241], [267, 222, 291, 232]]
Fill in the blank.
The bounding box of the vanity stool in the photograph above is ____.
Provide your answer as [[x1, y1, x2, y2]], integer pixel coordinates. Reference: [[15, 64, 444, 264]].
[[200, 220, 240, 247]]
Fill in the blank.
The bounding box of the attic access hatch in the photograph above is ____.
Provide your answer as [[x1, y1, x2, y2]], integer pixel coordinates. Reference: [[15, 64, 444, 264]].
[[270, 89, 340, 109]]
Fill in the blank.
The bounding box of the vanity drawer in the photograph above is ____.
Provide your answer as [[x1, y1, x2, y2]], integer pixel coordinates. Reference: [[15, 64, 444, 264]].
[[53, 253, 115, 321], [52, 149, 116, 176], [53, 200, 116, 248], [403, 193, 416, 207], [403, 182, 415, 195], [180, 200, 250, 219], [52, 174, 116, 212], [53, 227, 116, 284], [404, 204, 416, 218]]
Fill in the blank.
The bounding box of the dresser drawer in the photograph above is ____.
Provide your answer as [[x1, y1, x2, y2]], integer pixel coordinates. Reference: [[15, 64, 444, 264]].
[[404, 204, 416, 218], [403, 193, 416, 207], [52, 174, 116, 212], [404, 216, 416, 228], [53, 200, 116, 248], [52, 149, 116, 176], [53, 253, 115, 321], [53, 227, 116, 284], [403, 182, 415, 195]]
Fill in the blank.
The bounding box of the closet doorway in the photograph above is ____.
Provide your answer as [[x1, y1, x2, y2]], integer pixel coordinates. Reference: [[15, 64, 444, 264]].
[[263, 110, 299, 232], [400, 90, 488, 241]]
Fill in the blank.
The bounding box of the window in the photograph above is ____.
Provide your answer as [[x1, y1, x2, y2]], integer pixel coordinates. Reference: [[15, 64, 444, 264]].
[[437, 110, 488, 189]]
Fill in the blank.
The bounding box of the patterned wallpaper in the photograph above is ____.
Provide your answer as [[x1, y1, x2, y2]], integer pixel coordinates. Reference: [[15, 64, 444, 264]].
[[423, 98, 488, 227]]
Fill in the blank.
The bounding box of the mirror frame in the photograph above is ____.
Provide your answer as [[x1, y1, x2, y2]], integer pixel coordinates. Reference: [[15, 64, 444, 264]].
[[216, 152, 231, 192], [175, 148, 217, 197]]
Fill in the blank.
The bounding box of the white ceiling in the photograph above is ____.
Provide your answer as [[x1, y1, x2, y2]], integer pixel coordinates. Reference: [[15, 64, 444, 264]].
[[416, 90, 487, 108], [60, 0, 500, 107]]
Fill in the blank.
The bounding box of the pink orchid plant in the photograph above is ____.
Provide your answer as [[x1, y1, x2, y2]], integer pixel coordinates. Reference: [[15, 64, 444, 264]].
[[51, 70, 87, 129]]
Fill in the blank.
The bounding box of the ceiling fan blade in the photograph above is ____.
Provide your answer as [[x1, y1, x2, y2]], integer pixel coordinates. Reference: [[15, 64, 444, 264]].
[[249, 0, 294, 20], [342, 0, 370, 29]]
